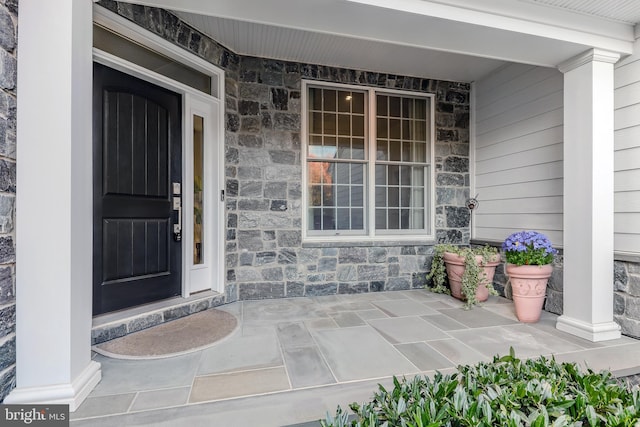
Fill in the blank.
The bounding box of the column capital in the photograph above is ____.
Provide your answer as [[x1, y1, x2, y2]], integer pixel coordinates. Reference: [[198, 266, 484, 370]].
[[558, 48, 620, 73]]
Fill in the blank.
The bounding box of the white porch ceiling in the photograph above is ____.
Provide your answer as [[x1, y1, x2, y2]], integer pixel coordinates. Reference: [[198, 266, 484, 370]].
[[121, 0, 639, 82]]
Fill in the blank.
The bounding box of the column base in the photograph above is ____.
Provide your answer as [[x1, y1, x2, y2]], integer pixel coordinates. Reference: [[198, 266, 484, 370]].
[[4, 361, 101, 412], [556, 315, 621, 342]]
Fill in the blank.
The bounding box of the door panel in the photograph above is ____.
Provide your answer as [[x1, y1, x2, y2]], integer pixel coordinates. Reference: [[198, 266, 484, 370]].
[[93, 63, 182, 315]]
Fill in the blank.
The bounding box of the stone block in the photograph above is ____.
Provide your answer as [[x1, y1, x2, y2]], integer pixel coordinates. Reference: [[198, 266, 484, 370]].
[[226, 179, 239, 197], [271, 88, 289, 110], [286, 281, 304, 297], [547, 265, 563, 292], [127, 313, 163, 334], [239, 83, 269, 102], [270, 200, 287, 211], [240, 116, 261, 133], [445, 206, 470, 228], [0, 49, 16, 90], [399, 247, 415, 256], [0, 266, 12, 304], [0, 365, 15, 403], [226, 113, 240, 132], [388, 264, 400, 277], [436, 229, 463, 244], [269, 150, 297, 165], [321, 248, 337, 256], [0, 303, 14, 337], [238, 212, 260, 228], [368, 247, 387, 263], [91, 323, 127, 345], [625, 294, 640, 320], [437, 129, 458, 142], [318, 258, 337, 272], [238, 135, 263, 149], [544, 288, 563, 315], [264, 130, 296, 150], [0, 236, 13, 264], [304, 283, 337, 296], [387, 277, 411, 291], [298, 248, 321, 264], [262, 72, 283, 87], [627, 261, 640, 275], [262, 267, 284, 281], [226, 253, 238, 268], [278, 249, 296, 264], [163, 305, 191, 321], [400, 255, 427, 273], [339, 247, 367, 264], [412, 272, 427, 288], [238, 199, 269, 211], [615, 315, 640, 339], [227, 269, 237, 281], [255, 251, 277, 266], [265, 165, 300, 181], [235, 268, 262, 282], [338, 282, 369, 294], [614, 292, 626, 316], [285, 265, 303, 280], [614, 261, 628, 291], [238, 230, 263, 251], [274, 113, 300, 131], [260, 212, 291, 228], [0, 160, 15, 193], [239, 181, 263, 197], [239, 252, 253, 266], [238, 100, 259, 116], [263, 230, 276, 241], [226, 229, 236, 241], [0, 8, 15, 52], [264, 182, 287, 198], [436, 188, 456, 205], [307, 273, 324, 282], [226, 284, 238, 303], [443, 156, 468, 173], [357, 265, 386, 281], [628, 274, 640, 297], [239, 282, 285, 300], [0, 335, 14, 372], [369, 281, 384, 292], [336, 265, 357, 281], [277, 230, 301, 247]]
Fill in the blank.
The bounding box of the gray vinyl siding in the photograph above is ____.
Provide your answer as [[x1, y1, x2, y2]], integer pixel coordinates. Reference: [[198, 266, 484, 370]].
[[473, 63, 564, 244], [614, 39, 640, 255]]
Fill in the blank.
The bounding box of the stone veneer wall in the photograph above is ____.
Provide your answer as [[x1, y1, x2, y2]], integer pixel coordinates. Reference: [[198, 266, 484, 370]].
[[0, 0, 17, 403], [98, 1, 472, 302], [615, 259, 640, 338]]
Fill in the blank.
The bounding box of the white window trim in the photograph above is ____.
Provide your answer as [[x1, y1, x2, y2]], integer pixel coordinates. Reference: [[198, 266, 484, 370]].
[[93, 5, 226, 296], [301, 80, 436, 243]]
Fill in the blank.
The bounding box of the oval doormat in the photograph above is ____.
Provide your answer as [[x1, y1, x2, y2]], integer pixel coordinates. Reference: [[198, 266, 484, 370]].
[[93, 308, 238, 360]]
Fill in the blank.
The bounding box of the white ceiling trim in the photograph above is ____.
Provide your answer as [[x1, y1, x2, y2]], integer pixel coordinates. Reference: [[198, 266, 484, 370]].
[[116, 0, 637, 82]]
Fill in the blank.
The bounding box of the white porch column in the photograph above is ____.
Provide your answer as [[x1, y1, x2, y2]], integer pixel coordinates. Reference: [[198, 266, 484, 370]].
[[556, 49, 621, 342], [4, 0, 100, 410]]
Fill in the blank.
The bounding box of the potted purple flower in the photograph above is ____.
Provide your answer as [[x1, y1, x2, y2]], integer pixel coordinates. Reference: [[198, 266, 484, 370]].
[[502, 231, 558, 322]]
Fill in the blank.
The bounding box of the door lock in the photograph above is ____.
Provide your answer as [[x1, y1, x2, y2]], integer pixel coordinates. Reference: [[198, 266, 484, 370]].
[[173, 195, 182, 242]]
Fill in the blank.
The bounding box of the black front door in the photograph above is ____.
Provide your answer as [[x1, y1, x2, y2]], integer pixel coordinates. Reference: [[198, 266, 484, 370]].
[[93, 63, 182, 315]]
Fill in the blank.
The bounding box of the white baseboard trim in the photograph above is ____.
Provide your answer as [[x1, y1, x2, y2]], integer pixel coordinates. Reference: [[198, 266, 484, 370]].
[[556, 316, 621, 342], [4, 361, 101, 412]]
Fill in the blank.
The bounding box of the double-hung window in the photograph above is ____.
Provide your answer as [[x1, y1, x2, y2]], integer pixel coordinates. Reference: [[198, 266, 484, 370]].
[[303, 81, 434, 239]]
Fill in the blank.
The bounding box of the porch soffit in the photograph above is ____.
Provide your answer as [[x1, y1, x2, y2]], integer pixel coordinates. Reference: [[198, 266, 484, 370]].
[[118, 0, 636, 82]]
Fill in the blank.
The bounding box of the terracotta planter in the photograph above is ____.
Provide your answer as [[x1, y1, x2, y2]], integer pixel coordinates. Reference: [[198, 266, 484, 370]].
[[443, 252, 500, 302], [506, 263, 553, 323]]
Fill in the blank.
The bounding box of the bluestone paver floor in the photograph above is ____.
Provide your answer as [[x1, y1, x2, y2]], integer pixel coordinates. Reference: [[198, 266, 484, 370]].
[[72, 290, 640, 426]]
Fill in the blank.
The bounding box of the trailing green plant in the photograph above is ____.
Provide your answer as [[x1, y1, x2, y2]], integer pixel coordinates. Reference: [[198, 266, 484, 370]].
[[426, 244, 500, 308], [320, 348, 640, 427]]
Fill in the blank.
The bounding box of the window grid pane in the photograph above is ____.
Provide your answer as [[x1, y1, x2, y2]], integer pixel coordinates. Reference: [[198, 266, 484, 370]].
[[374, 93, 430, 231], [307, 85, 431, 235]]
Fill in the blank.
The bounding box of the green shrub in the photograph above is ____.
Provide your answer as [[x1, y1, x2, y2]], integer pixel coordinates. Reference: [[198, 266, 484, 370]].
[[320, 349, 640, 427]]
